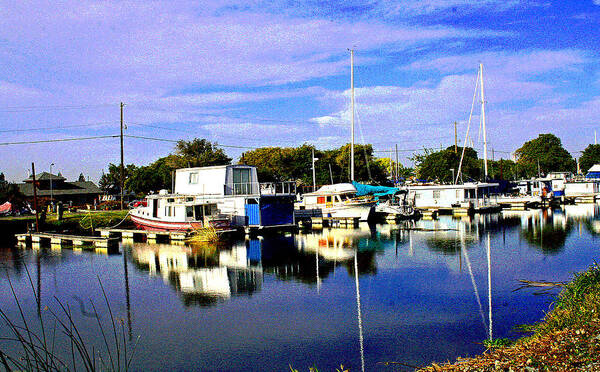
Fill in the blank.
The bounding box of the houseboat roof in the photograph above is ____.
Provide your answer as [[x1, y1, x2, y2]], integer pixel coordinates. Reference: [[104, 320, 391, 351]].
[[406, 182, 499, 190], [305, 183, 357, 196], [175, 164, 255, 172]]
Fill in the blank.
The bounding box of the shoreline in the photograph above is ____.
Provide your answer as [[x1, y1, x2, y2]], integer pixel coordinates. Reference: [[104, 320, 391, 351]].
[[419, 263, 600, 371]]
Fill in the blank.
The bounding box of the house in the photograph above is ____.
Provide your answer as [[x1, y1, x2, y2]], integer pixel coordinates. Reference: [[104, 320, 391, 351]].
[[17, 172, 102, 205]]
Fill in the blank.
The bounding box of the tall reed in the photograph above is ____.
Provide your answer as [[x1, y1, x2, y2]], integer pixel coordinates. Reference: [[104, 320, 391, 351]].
[[0, 266, 139, 371]]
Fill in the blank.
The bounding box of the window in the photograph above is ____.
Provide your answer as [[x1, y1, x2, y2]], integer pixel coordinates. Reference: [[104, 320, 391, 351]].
[[326, 196, 333, 203], [189, 172, 198, 184], [414, 192, 421, 199], [317, 196, 326, 204], [456, 190, 461, 198], [433, 190, 441, 199], [233, 168, 251, 194], [186, 206, 193, 218]]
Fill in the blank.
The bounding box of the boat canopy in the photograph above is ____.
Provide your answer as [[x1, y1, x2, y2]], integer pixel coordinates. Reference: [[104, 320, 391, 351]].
[[586, 164, 600, 179], [352, 181, 402, 197]]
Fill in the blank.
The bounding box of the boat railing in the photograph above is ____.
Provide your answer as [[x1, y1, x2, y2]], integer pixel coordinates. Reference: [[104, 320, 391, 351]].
[[225, 182, 261, 196], [224, 182, 296, 196], [259, 181, 297, 196]]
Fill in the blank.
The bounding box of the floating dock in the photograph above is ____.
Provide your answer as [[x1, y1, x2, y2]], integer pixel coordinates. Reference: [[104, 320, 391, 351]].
[[97, 228, 190, 242], [298, 217, 359, 229], [16, 232, 119, 253]]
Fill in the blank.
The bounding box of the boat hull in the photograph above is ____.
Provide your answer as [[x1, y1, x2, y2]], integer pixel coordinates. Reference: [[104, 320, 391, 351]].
[[130, 213, 230, 232]]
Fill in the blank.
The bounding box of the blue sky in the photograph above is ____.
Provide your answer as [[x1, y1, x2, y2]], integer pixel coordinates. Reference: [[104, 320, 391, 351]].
[[1, 0, 599, 182]]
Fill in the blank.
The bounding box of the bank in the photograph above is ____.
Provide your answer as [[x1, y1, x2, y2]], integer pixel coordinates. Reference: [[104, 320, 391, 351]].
[[420, 262, 600, 371]]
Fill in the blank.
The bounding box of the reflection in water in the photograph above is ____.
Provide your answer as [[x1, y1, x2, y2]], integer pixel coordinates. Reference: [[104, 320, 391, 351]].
[[130, 242, 262, 307]]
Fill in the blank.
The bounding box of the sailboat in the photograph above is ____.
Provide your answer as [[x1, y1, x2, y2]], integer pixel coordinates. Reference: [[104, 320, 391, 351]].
[[295, 49, 376, 221]]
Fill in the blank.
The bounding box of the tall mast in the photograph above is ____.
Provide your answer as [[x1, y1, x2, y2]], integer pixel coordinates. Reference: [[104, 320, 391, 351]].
[[480, 64, 488, 180], [350, 49, 355, 182]]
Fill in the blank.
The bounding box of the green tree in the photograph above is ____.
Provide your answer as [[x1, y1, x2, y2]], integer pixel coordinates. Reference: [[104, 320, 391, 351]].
[[335, 143, 388, 184], [414, 146, 480, 182], [99, 163, 137, 193], [375, 158, 414, 181], [488, 158, 518, 180], [171, 138, 231, 168], [579, 144, 600, 174], [126, 157, 175, 196], [514, 134, 575, 178], [0, 181, 26, 206]]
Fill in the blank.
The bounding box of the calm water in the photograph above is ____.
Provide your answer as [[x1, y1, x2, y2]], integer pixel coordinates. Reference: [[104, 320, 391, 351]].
[[1, 204, 600, 371]]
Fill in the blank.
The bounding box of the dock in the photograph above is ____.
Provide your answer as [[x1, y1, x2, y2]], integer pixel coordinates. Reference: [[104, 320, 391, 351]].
[[16, 232, 119, 253], [97, 228, 191, 243], [298, 217, 359, 229]]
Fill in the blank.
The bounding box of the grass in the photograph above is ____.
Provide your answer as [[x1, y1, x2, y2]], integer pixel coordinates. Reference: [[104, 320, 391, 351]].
[[0, 266, 139, 371], [419, 262, 600, 371]]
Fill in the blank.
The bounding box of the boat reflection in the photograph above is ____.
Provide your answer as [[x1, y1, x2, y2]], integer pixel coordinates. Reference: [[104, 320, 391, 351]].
[[130, 242, 262, 307]]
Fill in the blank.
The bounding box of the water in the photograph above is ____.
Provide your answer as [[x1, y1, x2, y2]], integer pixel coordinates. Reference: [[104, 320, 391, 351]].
[[1, 204, 599, 371]]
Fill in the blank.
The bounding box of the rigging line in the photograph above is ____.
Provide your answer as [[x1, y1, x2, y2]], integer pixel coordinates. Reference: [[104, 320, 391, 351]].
[[353, 103, 373, 181], [123, 135, 258, 149], [0, 135, 120, 146], [456, 70, 480, 184], [0, 122, 117, 133]]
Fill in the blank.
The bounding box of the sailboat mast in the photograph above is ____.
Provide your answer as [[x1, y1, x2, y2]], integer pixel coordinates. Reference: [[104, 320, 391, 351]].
[[480, 63, 488, 179], [350, 49, 355, 182]]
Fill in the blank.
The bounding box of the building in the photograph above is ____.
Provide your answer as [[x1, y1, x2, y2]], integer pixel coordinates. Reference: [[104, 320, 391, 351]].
[[17, 172, 102, 205]]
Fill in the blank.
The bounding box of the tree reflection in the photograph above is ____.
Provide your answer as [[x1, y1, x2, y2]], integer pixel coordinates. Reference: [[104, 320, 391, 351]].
[[521, 220, 572, 255]]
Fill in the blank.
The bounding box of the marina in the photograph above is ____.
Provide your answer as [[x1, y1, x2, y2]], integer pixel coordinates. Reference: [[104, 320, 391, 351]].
[[3, 205, 600, 370]]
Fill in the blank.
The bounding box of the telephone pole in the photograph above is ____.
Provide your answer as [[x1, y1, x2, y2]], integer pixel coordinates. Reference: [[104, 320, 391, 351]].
[[120, 102, 125, 210], [32, 163, 39, 232], [454, 121, 458, 154]]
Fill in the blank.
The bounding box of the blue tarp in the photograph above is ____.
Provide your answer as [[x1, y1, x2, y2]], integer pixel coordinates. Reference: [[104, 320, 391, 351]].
[[586, 172, 600, 179], [352, 181, 401, 197]]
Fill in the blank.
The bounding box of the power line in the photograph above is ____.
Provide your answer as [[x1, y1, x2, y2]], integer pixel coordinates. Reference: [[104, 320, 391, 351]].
[[0, 122, 117, 133], [0, 135, 120, 146], [0, 103, 115, 113], [123, 134, 258, 149]]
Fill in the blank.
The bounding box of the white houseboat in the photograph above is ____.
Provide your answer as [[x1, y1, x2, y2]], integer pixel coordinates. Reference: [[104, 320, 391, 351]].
[[405, 182, 499, 212], [295, 183, 375, 221], [131, 165, 296, 231]]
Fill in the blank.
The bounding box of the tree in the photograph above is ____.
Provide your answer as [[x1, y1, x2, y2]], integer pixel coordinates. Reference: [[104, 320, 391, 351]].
[[375, 158, 414, 181], [126, 157, 176, 196], [514, 134, 575, 178], [579, 144, 600, 174], [488, 158, 518, 180], [414, 146, 480, 182], [99, 163, 137, 193], [171, 138, 231, 168], [335, 143, 388, 184]]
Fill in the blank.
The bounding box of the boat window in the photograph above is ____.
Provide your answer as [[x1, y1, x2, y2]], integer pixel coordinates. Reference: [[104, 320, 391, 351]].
[[433, 190, 440, 199], [326, 196, 333, 203], [194, 205, 203, 220], [189, 172, 199, 184], [186, 197, 194, 202], [233, 168, 252, 194], [167, 198, 175, 203], [165, 206, 173, 217], [335, 195, 342, 203], [186, 206, 193, 218], [317, 196, 326, 204]]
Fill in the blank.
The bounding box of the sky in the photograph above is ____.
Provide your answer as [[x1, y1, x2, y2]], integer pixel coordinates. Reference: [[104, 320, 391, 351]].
[[1, 0, 599, 183]]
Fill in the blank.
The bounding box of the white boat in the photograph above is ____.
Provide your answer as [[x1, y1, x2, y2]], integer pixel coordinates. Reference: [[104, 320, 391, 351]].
[[405, 182, 499, 210], [295, 183, 375, 221], [130, 164, 296, 231]]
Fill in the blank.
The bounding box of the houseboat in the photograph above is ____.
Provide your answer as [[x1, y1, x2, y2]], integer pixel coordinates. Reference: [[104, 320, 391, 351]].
[[404, 182, 500, 212], [130, 165, 296, 232], [295, 183, 375, 221]]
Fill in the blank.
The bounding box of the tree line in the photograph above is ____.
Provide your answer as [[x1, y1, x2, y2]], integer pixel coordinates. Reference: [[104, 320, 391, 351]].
[[97, 133, 600, 197]]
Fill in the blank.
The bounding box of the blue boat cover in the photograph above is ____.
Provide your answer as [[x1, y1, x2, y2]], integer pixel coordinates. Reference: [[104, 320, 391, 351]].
[[352, 181, 400, 197], [586, 172, 600, 179]]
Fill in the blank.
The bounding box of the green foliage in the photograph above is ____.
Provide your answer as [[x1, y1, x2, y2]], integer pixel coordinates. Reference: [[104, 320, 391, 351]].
[[514, 134, 575, 178], [99, 163, 137, 194], [375, 158, 414, 180], [482, 338, 513, 348], [579, 144, 600, 174], [126, 156, 174, 195], [488, 158, 518, 180], [0, 182, 26, 205], [240, 143, 389, 187], [171, 138, 231, 168], [414, 146, 480, 182], [534, 262, 600, 335]]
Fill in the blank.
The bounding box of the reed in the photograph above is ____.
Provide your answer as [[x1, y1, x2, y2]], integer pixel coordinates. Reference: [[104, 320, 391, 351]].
[[0, 267, 139, 371]]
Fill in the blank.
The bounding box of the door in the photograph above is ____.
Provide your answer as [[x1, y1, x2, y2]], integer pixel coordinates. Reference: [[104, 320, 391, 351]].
[[245, 199, 260, 225]]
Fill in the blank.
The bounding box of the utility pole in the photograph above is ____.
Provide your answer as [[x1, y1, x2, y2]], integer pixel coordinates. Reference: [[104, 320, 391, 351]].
[[31, 163, 39, 232], [328, 163, 334, 184], [454, 121, 458, 154], [395, 144, 399, 185], [312, 148, 318, 190], [120, 102, 125, 210]]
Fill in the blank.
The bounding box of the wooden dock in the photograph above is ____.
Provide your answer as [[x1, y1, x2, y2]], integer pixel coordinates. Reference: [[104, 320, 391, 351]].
[[301, 217, 359, 229], [16, 232, 119, 253], [97, 228, 191, 243]]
